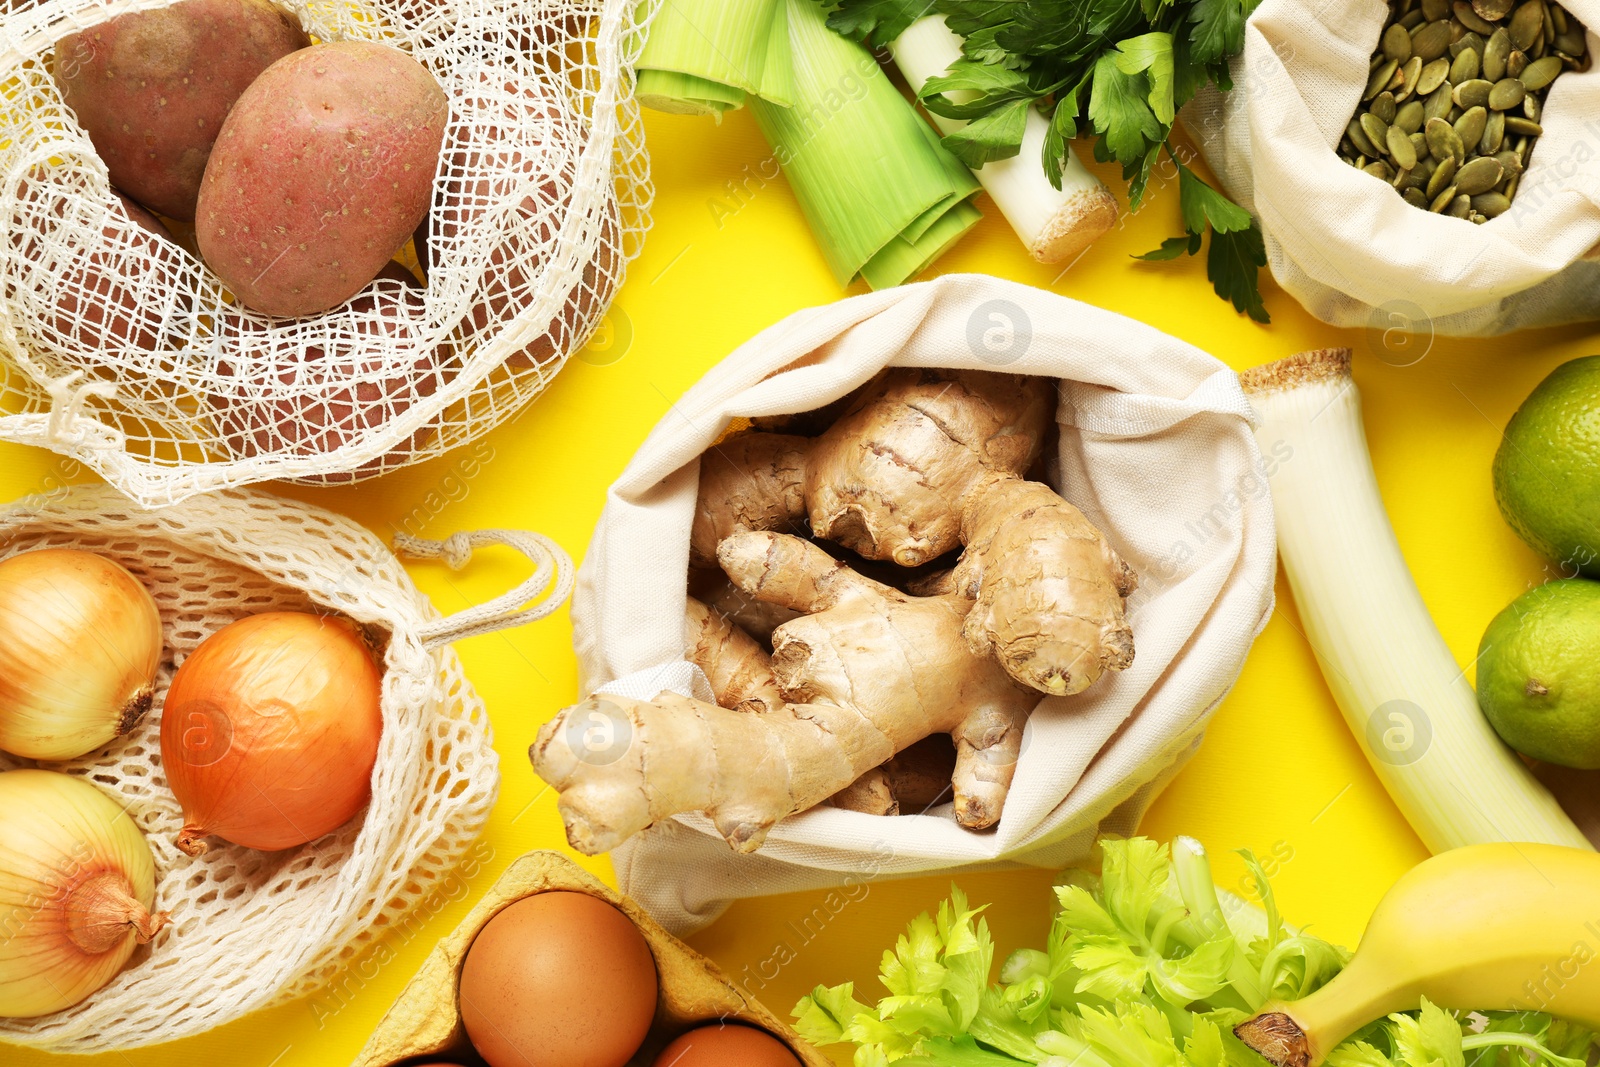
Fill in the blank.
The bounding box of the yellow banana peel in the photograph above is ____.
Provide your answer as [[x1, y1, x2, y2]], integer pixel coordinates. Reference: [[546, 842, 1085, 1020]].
[[1236, 843, 1600, 1067]]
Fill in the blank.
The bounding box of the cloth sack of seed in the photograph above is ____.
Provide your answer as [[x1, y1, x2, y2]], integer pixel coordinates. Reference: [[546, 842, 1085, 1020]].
[[1184, 0, 1600, 336], [568, 274, 1277, 935]]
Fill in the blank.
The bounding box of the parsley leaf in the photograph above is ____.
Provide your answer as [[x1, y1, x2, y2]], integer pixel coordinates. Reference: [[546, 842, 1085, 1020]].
[[920, 60, 1035, 121], [1178, 162, 1251, 234], [822, 0, 927, 49], [1113, 31, 1176, 124], [1187, 0, 1249, 66], [1087, 52, 1162, 166], [942, 97, 1032, 166], [1207, 223, 1269, 322]]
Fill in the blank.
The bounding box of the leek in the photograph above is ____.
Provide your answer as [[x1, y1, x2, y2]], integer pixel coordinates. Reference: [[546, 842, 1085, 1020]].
[[635, 0, 795, 118], [749, 0, 981, 289], [1244, 349, 1590, 852], [889, 15, 1118, 265]]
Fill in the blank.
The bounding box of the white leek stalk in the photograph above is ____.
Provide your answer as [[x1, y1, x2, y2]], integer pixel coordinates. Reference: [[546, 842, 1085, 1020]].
[[636, 0, 795, 119], [889, 15, 1118, 264], [1245, 349, 1589, 852]]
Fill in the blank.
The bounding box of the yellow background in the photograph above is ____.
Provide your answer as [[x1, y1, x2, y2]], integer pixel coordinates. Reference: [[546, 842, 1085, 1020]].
[[6, 105, 1598, 1066]]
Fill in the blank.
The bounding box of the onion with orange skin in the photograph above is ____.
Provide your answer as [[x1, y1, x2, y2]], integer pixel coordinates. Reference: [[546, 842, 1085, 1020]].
[[160, 611, 384, 855]]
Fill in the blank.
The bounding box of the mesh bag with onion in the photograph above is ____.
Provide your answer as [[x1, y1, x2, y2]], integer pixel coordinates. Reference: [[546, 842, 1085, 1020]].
[[0, 0, 651, 507], [0, 484, 573, 1052]]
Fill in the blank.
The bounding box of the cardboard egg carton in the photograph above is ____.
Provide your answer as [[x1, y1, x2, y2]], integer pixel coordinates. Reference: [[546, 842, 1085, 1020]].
[[352, 850, 832, 1067]]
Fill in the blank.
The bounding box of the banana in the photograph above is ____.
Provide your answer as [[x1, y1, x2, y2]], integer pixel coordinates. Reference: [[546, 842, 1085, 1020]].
[[1235, 843, 1600, 1067]]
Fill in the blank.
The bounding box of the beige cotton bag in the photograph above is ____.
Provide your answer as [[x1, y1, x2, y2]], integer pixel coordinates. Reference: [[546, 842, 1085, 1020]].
[[567, 274, 1278, 935], [1184, 0, 1600, 335], [0, 484, 573, 1052]]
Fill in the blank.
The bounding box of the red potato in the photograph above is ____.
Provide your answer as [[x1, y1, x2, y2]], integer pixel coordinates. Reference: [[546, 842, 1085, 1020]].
[[422, 75, 620, 370], [210, 262, 442, 481], [7, 181, 177, 355], [196, 41, 448, 317], [52, 0, 310, 221]]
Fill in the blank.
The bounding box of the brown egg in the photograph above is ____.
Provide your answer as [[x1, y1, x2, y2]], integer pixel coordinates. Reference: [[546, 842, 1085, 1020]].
[[651, 1024, 802, 1067], [459, 891, 658, 1067]]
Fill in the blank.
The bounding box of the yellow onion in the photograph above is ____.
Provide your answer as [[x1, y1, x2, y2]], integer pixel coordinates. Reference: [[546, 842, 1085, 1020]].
[[0, 769, 169, 1018], [0, 548, 163, 760], [160, 612, 384, 855]]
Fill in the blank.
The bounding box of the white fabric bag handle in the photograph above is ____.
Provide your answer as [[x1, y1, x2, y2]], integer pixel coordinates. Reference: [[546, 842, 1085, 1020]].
[[394, 529, 576, 648]]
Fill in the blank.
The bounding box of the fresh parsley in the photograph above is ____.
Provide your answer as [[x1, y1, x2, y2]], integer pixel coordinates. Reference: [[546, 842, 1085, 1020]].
[[820, 0, 1272, 321]]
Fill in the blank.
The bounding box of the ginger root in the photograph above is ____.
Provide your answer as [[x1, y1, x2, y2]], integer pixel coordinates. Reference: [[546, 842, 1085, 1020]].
[[688, 369, 1136, 696], [684, 597, 782, 712], [955, 475, 1137, 695], [533, 531, 1035, 854]]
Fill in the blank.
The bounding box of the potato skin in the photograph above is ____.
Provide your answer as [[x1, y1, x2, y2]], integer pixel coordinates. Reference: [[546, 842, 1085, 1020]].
[[196, 41, 448, 317], [211, 262, 442, 479], [53, 0, 310, 221]]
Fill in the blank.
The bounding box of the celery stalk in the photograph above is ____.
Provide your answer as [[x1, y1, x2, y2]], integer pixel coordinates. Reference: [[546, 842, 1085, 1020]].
[[750, 0, 981, 288], [636, 0, 793, 118]]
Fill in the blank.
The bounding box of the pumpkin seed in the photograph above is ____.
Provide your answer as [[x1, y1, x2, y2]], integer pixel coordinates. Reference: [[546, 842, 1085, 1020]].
[[1494, 148, 1524, 176], [1483, 27, 1512, 80], [1347, 0, 1581, 224], [1555, 29, 1587, 55], [1384, 22, 1415, 61], [1454, 154, 1505, 193], [1481, 108, 1506, 152], [1510, 1, 1543, 49], [1348, 118, 1379, 156], [1454, 104, 1488, 147], [1472, 191, 1512, 216], [1452, 30, 1486, 57], [1389, 124, 1420, 169], [1450, 46, 1483, 81], [1397, 55, 1425, 98], [1413, 19, 1455, 60], [1361, 112, 1392, 150], [1423, 83, 1456, 121], [1453, 77, 1494, 106], [1488, 76, 1527, 108], [1426, 116, 1466, 160], [1520, 54, 1563, 89], [1367, 58, 1401, 99], [1395, 99, 1427, 133], [1417, 57, 1452, 95], [1455, 1, 1497, 33], [1429, 154, 1461, 196]]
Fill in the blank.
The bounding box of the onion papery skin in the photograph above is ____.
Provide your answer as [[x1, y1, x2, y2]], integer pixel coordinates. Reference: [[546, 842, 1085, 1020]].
[[0, 769, 169, 1018], [160, 612, 384, 854], [0, 549, 163, 761]]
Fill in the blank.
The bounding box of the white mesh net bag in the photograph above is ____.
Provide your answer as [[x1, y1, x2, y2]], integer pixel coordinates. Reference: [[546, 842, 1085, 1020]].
[[0, 0, 651, 506], [0, 483, 575, 1052]]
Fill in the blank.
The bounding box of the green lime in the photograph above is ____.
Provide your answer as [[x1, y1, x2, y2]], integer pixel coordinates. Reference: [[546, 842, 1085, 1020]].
[[1477, 578, 1600, 769], [1493, 355, 1600, 576]]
